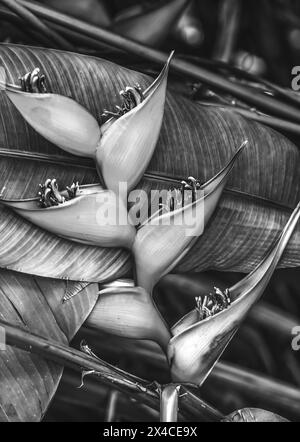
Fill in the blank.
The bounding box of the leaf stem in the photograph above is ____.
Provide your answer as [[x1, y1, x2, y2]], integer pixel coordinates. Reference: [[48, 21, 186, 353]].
[[213, 0, 241, 63], [0, 149, 294, 213], [213, 362, 300, 417], [14, 0, 300, 123], [0, 319, 223, 422], [0, 6, 65, 49], [248, 302, 299, 342], [85, 326, 300, 417], [0, 0, 74, 52]]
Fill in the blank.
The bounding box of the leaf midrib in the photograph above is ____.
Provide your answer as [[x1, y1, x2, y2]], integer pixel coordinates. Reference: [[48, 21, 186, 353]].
[[0, 148, 294, 213]]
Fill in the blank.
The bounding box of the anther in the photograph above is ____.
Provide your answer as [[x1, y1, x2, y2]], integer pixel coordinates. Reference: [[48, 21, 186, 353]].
[[19, 68, 47, 93]]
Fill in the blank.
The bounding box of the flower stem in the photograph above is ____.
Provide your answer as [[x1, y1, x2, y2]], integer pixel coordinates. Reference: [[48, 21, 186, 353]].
[[213, 362, 300, 417], [0, 0, 74, 51], [213, 0, 241, 63], [16, 0, 300, 123], [0, 318, 224, 422]]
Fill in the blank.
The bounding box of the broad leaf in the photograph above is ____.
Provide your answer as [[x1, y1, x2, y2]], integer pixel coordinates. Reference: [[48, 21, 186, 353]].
[[0, 268, 98, 421], [0, 43, 299, 282]]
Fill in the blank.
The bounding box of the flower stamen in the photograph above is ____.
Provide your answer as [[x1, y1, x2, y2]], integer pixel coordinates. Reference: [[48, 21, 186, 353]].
[[196, 287, 231, 321], [102, 84, 144, 121], [180, 176, 202, 208], [19, 68, 47, 93], [157, 176, 203, 215], [38, 178, 79, 208]]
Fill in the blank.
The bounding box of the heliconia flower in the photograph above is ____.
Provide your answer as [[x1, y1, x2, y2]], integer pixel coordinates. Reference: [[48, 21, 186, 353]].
[[86, 286, 171, 351], [160, 384, 181, 422], [168, 202, 300, 386], [96, 52, 173, 195], [1, 181, 136, 249], [223, 408, 289, 423], [5, 54, 172, 193], [132, 141, 248, 294]]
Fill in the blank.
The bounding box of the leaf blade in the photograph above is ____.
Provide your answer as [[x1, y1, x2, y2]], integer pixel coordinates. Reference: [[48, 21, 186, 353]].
[[0, 43, 298, 281], [0, 269, 98, 421]]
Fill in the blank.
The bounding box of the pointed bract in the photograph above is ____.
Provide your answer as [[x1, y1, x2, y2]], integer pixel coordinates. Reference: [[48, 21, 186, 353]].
[[6, 90, 100, 157], [168, 203, 300, 386], [2, 187, 135, 249], [133, 142, 248, 294], [86, 286, 171, 351], [96, 53, 173, 195]]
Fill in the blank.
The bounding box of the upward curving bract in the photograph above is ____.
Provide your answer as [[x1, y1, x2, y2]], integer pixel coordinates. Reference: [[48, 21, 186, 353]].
[[0, 43, 298, 283]]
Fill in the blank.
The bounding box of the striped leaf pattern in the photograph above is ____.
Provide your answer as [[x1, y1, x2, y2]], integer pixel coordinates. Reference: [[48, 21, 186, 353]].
[[0, 44, 298, 281], [0, 269, 98, 421]]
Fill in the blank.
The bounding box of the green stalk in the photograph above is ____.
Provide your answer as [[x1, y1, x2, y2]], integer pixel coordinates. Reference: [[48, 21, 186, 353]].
[[0, 6, 113, 53], [213, 0, 241, 63], [0, 0, 74, 51], [212, 362, 300, 417], [14, 0, 300, 123], [248, 302, 299, 342], [86, 327, 300, 417], [0, 319, 224, 422]]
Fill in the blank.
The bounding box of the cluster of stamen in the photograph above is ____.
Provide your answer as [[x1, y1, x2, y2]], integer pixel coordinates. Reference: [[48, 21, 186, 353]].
[[19, 68, 47, 93], [102, 84, 144, 121], [196, 287, 231, 321], [160, 176, 202, 213], [38, 179, 79, 208], [181, 177, 202, 205]]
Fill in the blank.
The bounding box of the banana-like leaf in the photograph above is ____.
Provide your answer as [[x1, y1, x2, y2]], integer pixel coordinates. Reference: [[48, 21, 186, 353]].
[[0, 269, 98, 421], [0, 44, 299, 282]]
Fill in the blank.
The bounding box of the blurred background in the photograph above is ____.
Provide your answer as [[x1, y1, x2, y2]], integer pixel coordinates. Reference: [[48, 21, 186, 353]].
[[2, 0, 300, 85], [0, 0, 299, 422]]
